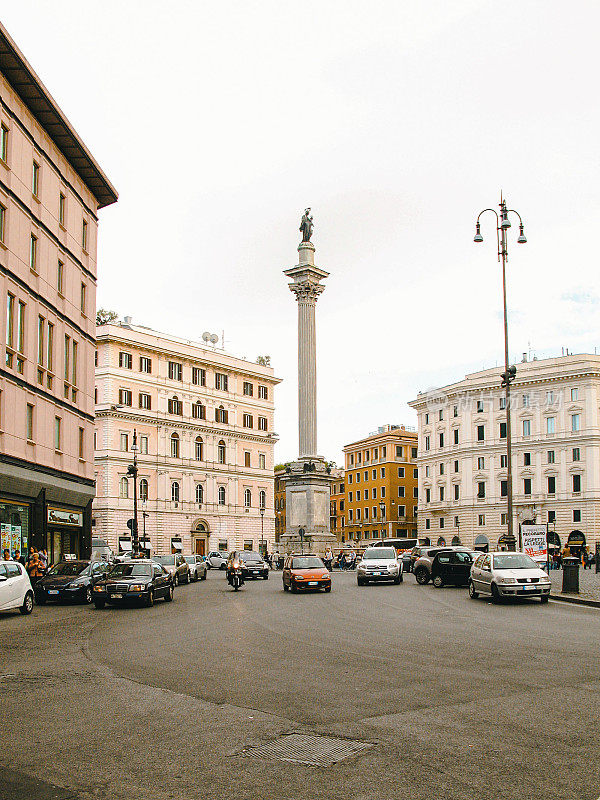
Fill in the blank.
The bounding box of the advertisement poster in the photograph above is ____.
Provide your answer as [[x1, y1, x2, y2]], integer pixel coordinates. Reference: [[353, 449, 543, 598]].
[[1, 523, 10, 553], [522, 524, 548, 566], [11, 525, 22, 554]]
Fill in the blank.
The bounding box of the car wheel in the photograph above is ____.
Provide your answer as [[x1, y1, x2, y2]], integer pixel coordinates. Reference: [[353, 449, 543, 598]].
[[491, 583, 502, 603], [264, 573, 269, 580], [394, 576, 401, 585], [357, 576, 364, 586], [433, 575, 444, 588], [415, 567, 430, 585], [35, 594, 46, 605], [94, 600, 105, 609], [399, 574, 403, 582], [19, 591, 34, 615], [540, 595, 549, 604], [283, 581, 289, 592], [219, 563, 226, 570], [165, 584, 174, 602], [201, 570, 207, 580], [85, 586, 93, 604], [290, 582, 297, 593], [324, 586, 331, 593], [468, 581, 479, 599], [146, 589, 154, 607]]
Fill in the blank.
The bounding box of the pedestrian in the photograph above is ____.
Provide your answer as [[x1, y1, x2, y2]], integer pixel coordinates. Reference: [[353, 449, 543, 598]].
[[38, 548, 48, 572], [2, 548, 10, 560], [13, 549, 26, 566], [324, 547, 333, 571], [26, 548, 43, 586]]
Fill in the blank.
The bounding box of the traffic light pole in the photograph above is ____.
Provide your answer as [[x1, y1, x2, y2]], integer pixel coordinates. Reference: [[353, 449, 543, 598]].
[[127, 429, 139, 556]]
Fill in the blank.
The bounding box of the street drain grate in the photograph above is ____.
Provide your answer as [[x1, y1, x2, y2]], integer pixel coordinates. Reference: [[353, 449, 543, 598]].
[[243, 733, 373, 767]]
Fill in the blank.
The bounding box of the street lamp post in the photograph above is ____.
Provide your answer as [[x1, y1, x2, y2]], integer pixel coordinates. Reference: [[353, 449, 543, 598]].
[[379, 501, 386, 540], [260, 505, 265, 557], [127, 429, 140, 556], [474, 195, 527, 550]]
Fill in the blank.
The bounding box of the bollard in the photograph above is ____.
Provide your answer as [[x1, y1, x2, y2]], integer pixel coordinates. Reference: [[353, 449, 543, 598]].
[[562, 556, 580, 593]]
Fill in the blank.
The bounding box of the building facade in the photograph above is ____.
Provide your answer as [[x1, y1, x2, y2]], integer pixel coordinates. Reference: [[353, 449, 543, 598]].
[[0, 24, 117, 563], [409, 354, 600, 553], [343, 425, 419, 545], [274, 464, 287, 545], [94, 320, 280, 556], [329, 468, 345, 545]]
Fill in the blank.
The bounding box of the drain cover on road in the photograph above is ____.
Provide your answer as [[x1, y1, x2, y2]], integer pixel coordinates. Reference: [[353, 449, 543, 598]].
[[243, 733, 372, 767]]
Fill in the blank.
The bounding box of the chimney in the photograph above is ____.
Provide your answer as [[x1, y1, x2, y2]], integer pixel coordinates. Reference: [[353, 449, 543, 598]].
[[123, 316, 132, 326], [522, 352, 527, 362]]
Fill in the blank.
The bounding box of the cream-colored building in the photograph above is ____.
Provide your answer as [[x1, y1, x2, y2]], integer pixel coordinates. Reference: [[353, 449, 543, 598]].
[[94, 320, 281, 556], [0, 23, 117, 563], [409, 354, 600, 554]]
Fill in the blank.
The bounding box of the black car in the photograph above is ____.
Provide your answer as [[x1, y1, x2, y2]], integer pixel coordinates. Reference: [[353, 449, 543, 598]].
[[237, 551, 269, 579], [92, 559, 174, 608], [35, 560, 110, 605], [431, 550, 474, 587]]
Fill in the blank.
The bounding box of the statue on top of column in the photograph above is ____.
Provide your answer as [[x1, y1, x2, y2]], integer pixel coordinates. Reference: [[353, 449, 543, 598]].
[[299, 208, 314, 243]]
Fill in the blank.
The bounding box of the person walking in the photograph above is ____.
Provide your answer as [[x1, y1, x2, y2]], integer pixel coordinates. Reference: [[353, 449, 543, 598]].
[[13, 549, 26, 566], [2, 548, 10, 561], [26, 548, 43, 586]]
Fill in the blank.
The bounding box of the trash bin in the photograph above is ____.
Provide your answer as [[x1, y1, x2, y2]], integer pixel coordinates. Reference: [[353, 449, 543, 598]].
[[562, 556, 580, 593]]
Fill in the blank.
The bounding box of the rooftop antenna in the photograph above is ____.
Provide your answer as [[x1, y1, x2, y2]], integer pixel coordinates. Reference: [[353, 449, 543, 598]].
[[202, 332, 219, 349]]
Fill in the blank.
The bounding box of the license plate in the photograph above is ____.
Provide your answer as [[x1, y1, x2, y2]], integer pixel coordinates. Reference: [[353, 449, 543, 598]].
[[111, 592, 123, 599], [48, 590, 59, 595], [253, 571, 259, 575], [373, 572, 381, 576], [308, 581, 318, 586], [523, 585, 536, 591]]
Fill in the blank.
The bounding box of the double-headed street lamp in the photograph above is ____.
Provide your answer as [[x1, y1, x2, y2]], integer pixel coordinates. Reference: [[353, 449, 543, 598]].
[[473, 195, 527, 550], [379, 501, 386, 539], [127, 429, 140, 557], [260, 504, 265, 556]]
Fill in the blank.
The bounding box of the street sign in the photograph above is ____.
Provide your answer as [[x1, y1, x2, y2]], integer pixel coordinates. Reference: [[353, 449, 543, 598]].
[[521, 524, 548, 567], [126, 518, 134, 530]]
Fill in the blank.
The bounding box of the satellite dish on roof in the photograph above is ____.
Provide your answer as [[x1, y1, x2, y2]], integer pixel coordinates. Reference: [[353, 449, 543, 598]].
[[210, 334, 219, 345], [202, 332, 211, 342]]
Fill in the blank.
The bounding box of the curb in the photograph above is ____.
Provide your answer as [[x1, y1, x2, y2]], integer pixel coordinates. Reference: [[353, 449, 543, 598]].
[[550, 593, 600, 609]]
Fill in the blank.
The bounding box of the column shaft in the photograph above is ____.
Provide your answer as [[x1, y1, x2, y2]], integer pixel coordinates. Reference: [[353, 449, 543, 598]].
[[298, 297, 317, 457]]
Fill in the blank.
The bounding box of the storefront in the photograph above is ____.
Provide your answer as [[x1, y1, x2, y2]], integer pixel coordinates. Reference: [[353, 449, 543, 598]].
[[47, 507, 85, 563], [567, 530, 586, 557], [0, 499, 30, 559]]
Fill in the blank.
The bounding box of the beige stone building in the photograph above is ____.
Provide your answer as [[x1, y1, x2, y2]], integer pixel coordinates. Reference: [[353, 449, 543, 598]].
[[94, 320, 280, 556], [409, 354, 600, 554], [0, 23, 117, 562]]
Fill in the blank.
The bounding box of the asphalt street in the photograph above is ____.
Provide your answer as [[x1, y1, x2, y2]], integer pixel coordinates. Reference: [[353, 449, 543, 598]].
[[1, 568, 600, 800]]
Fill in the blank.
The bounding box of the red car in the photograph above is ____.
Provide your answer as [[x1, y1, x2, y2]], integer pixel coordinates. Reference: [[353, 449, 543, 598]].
[[282, 554, 331, 593]]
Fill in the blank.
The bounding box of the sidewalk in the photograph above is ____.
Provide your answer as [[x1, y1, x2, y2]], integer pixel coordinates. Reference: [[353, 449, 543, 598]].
[[549, 567, 600, 607]]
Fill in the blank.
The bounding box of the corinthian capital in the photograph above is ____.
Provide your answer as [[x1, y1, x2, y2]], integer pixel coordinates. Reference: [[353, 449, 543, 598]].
[[289, 280, 326, 303]]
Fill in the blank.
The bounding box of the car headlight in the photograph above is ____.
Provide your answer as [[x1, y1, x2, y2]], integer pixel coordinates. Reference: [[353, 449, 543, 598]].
[[321, 572, 329, 579], [93, 585, 104, 592], [499, 577, 516, 584], [128, 584, 146, 592], [294, 575, 304, 580]]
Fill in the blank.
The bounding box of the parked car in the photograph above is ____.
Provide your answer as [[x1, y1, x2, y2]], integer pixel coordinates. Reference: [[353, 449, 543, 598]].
[[92, 559, 173, 608], [35, 560, 110, 604], [183, 554, 207, 581], [238, 551, 269, 579], [0, 561, 34, 615], [155, 554, 190, 585], [469, 552, 551, 603], [282, 554, 331, 593], [357, 546, 402, 586], [430, 550, 474, 587], [413, 547, 452, 584], [206, 551, 227, 570]]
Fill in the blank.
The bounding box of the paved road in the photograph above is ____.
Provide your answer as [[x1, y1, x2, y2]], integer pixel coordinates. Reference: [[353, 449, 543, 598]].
[[1, 569, 600, 800]]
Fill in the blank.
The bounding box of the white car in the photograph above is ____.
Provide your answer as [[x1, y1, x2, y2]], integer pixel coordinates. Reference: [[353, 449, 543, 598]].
[[357, 546, 403, 586], [183, 555, 208, 581], [206, 551, 227, 570], [0, 561, 34, 614], [469, 551, 551, 603]]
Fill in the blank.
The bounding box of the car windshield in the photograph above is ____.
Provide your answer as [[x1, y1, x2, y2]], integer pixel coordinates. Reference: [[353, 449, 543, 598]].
[[47, 562, 88, 576], [108, 563, 151, 578], [183, 556, 196, 564], [363, 548, 396, 560], [240, 552, 262, 561], [292, 556, 324, 570], [493, 554, 538, 570], [156, 556, 175, 566]]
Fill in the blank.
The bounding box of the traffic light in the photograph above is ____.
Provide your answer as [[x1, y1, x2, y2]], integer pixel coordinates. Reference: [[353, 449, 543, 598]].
[[501, 365, 517, 387]]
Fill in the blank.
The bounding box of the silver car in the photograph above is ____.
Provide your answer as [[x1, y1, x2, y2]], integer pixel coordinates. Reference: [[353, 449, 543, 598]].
[[183, 555, 207, 582], [469, 551, 551, 603], [206, 551, 227, 570], [357, 546, 403, 586]]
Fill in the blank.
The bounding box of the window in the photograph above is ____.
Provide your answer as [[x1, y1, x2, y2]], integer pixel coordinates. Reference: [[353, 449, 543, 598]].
[[454, 484, 460, 500], [547, 450, 555, 464], [571, 414, 580, 432], [32, 161, 40, 196], [425, 518, 430, 530], [348, 491, 353, 501], [218, 440, 226, 464], [477, 481, 486, 499], [439, 433, 444, 448], [17, 301, 25, 353], [439, 463, 445, 475], [57, 260, 64, 294], [80, 283, 86, 314], [244, 489, 252, 508], [522, 394, 530, 407], [118, 389, 132, 406], [524, 478, 532, 495], [500, 454, 507, 468], [244, 451, 251, 467], [119, 477, 129, 498], [398, 467, 405, 478], [215, 372, 228, 391], [140, 436, 148, 454], [215, 405, 228, 424], [572, 448, 580, 462], [168, 396, 182, 415], [548, 510, 555, 523], [500, 480, 507, 497], [477, 425, 485, 441], [546, 417, 555, 434], [195, 437, 203, 461], [573, 509, 581, 523], [425, 489, 431, 503], [59, 192, 65, 225], [218, 486, 226, 505], [192, 367, 205, 386], [523, 419, 531, 437], [243, 381, 253, 396], [356, 490, 361, 501], [54, 416, 61, 450], [477, 400, 484, 413], [192, 401, 205, 419], [547, 476, 556, 494], [571, 387, 579, 401], [0, 124, 7, 162], [140, 479, 148, 501], [412, 447, 417, 459], [259, 385, 268, 400], [454, 429, 459, 444], [170, 433, 180, 458], [82, 219, 88, 250], [414, 487, 418, 498], [171, 482, 180, 502], [243, 413, 253, 428], [348, 474, 353, 484], [425, 436, 430, 451], [139, 393, 151, 410], [47, 322, 54, 374], [0, 202, 5, 243], [120, 433, 128, 451], [356, 509, 361, 521], [398, 486, 405, 498], [139, 356, 152, 373], [439, 518, 445, 529], [26, 404, 34, 440], [425, 413, 429, 425], [372, 469, 376, 479], [349, 454, 354, 465], [523, 452, 531, 466], [381, 487, 385, 497], [477, 457, 485, 470], [258, 416, 268, 431], [396, 445, 403, 458], [573, 474, 581, 493], [499, 422, 507, 439], [72, 340, 77, 388], [37, 316, 44, 366], [546, 391, 555, 405], [478, 514, 485, 526], [5, 294, 14, 359], [119, 351, 132, 369], [195, 484, 204, 504], [454, 460, 459, 472], [168, 361, 183, 381], [381, 467, 385, 478], [29, 234, 37, 270], [499, 397, 506, 410]]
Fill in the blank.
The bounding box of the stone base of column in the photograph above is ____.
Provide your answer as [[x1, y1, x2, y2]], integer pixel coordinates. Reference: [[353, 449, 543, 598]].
[[280, 457, 336, 557]]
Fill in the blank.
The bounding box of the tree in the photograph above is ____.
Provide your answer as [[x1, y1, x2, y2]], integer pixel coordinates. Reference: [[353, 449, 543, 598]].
[[256, 355, 271, 366], [96, 308, 119, 325]]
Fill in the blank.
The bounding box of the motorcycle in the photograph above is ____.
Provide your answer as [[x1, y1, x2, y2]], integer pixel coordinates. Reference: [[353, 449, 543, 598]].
[[227, 560, 244, 591]]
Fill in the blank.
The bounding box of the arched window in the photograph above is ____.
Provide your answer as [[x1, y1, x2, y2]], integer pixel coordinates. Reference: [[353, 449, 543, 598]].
[[215, 405, 228, 424], [259, 490, 266, 510], [170, 432, 180, 458], [139, 479, 148, 501], [171, 481, 180, 502], [119, 477, 129, 498], [192, 401, 205, 420], [218, 486, 226, 505], [244, 488, 252, 508], [195, 436, 203, 461], [217, 440, 226, 464], [168, 395, 182, 415], [195, 484, 204, 504]]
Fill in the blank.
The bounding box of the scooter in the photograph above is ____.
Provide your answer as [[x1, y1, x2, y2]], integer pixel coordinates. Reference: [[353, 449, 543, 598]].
[[227, 559, 244, 591]]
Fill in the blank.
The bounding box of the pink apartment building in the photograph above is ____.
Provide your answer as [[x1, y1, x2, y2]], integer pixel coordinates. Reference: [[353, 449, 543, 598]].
[[0, 23, 117, 563], [94, 320, 280, 557]]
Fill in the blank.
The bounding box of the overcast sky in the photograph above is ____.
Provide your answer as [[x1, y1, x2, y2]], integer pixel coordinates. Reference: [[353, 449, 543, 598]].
[[5, 1, 600, 464]]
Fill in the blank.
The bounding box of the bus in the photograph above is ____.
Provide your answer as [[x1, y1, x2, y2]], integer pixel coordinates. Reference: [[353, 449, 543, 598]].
[[372, 538, 420, 555]]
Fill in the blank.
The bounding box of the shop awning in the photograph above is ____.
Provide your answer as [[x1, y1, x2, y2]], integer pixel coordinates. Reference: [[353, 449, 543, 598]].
[[171, 540, 183, 551], [119, 538, 132, 552]]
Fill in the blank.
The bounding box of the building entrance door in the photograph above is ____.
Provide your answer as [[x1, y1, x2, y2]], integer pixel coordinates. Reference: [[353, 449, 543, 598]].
[[194, 538, 206, 556]]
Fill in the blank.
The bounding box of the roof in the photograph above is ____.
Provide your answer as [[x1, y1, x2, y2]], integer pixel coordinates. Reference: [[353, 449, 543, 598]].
[[0, 22, 118, 209]]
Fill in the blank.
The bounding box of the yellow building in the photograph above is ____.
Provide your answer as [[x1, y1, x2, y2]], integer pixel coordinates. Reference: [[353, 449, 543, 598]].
[[329, 468, 345, 545]]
